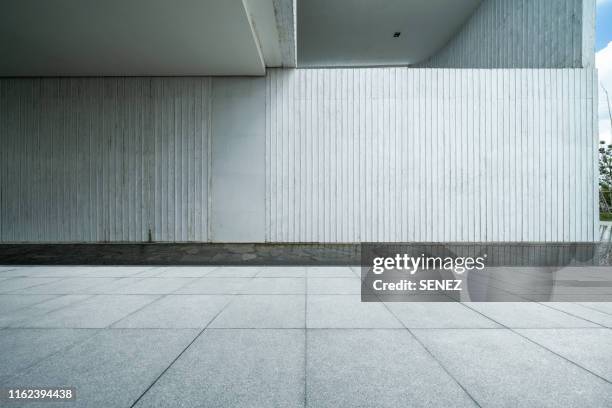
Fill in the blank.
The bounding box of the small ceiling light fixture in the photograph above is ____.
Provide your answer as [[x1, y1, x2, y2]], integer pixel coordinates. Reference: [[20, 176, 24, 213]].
[[393, 32, 401, 38]]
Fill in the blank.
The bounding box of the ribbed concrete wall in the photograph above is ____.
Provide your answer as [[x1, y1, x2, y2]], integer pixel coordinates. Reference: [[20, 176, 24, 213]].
[[421, 0, 595, 68], [0, 78, 211, 242], [0, 69, 599, 243], [266, 68, 598, 242]]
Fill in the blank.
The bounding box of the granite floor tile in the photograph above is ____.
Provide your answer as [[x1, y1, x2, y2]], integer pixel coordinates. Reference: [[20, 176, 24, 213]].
[[0, 295, 92, 328], [206, 267, 261, 278], [153, 266, 220, 278], [307, 329, 477, 408], [386, 301, 500, 328], [465, 302, 599, 328], [134, 329, 304, 408], [413, 329, 612, 407], [175, 277, 252, 294], [14, 295, 160, 328], [307, 295, 402, 328], [112, 295, 231, 328], [579, 302, 612, 315], [306, 267, 356, 278], [240, 277, 306, 294], [307, 277, 361, 294], [13, 277, 118, 294], [0, 328, 95, 382], [515, 328, 612, 382], [0, 294, 58, 315], [256, 266, 306, 278], [3, 329, 198, 408], [210, 295, 305, 328], [0, 277, 64, 293], [111, 278, 196, 294], [543, 302, 612, 327]]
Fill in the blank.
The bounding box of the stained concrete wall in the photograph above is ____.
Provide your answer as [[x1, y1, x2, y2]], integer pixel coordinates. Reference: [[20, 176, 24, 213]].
[[0, 78, 211, 242], [421, 0, 596, 68], [0, 68, 599, 243]]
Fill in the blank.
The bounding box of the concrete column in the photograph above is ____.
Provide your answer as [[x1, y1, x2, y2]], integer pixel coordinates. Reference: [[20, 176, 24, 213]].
[[209, 77, 266, 242]]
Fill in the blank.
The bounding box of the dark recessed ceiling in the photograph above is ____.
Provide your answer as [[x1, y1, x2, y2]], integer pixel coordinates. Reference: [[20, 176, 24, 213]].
[[298, 0, 482, 67]]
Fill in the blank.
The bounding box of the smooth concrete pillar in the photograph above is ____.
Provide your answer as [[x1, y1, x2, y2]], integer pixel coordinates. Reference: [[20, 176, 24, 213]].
[[209, 77, 266, 242]]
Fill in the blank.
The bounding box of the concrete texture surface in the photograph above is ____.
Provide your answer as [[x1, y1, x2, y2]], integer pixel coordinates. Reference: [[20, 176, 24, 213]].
[[421, 0, 594, 68], [0, 68, 599, 244], [0, 265, 611, 407]]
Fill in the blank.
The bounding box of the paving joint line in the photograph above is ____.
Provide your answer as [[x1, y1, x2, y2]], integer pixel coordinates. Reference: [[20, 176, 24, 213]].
[[376, 295, 483, 408], [459, 302, 612, 385], [128, 273, 259, 408], [6, 294, 97, 328], [537, 301, 608, 328]]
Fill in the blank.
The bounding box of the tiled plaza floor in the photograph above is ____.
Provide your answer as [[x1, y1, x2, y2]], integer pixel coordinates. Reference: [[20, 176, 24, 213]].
[[0, 265, 611, 407]]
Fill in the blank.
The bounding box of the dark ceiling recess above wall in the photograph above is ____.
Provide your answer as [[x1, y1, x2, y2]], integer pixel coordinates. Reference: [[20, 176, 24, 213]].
[[297, 0, 481, 67]]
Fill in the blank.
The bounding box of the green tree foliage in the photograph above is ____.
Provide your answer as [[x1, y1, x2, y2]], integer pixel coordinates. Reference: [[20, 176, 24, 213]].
[[600, 141, 612, 191], [599, 142, 612, 214]]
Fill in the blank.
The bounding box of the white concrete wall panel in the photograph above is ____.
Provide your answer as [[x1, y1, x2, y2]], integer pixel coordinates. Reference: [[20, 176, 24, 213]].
[[422, 0, 593, 68], [210, 77, 267, 242], [266, 68, 598, 242], [0, 69, 599, 243], [0, 78, 211, 242]]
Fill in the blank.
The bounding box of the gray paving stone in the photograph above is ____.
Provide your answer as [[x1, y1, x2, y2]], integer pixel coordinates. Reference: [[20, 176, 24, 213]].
[[0, 294, 57, 315], [257, 266, 306, 277], [386, 301, 500, 328], [210, 295, 305, 328], [307, 295, 402, 328], [71, 266, 155, 278], [153, 266, 220, 278], [206, 266, 261, 278], [112, 295, 231, 328], [465, 302, 598, 328], [132, 267, 167, 277], [14, 295, 159, 328], [111, 277, 196, 294], [134, 329, 304, 408], [579, 302, 612, 315], [0, 277, 63, 293], [0, 266, 72, 277], [3, 329, 198, 408], [240, 277, 306, 294], [516, 328, 612, 382], [307, 329, 476, 408], [544, 302, 612, 327], [0, 328, 95, 382], [80, 277, 146, 294], [306, 266, 356, 278], [412, 329, 612, 408], [1, 266, 154, 278], [307, 277, 361, 294], [13, 277, 118, 294], [1, 295, 92, 328], [175, 277, 251, 294]]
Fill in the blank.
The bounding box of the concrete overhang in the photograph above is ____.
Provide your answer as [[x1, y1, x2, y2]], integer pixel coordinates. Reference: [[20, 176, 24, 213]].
[[0, 0, 296, 76], [298, 0, 482, 67]]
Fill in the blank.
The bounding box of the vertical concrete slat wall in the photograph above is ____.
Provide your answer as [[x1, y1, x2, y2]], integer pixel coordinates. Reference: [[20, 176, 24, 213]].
[[0, 69, 599, 243], [0, 78, 211, 242], [421, 0, 595, 69], [266, 68, 599, 242]]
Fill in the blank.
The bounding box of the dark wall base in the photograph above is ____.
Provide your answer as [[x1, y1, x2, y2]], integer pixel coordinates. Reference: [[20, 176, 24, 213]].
[[0, 243, 360, 266], [2, 243, 612, 266]]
